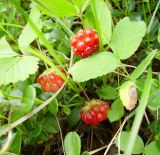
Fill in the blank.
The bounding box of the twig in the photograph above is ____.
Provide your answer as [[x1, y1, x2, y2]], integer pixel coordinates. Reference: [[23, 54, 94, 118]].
[[104, 111, 136, 155], [0, 130, 13, 155], [55, 116, 65, 155], [123, 64, 160, 75], [103, 116, 128, 155], [89, 145, 108, 155], [112, 71, 128, 77]]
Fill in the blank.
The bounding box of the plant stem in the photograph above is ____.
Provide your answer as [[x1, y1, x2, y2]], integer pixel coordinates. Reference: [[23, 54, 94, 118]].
[[59, 103, 83, 108], [125, 66, 152, 155]]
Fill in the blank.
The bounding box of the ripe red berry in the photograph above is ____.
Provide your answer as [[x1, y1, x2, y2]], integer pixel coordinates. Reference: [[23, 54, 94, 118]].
[[71, 29, 99, 58], [37, 67, 66, 93], [80, 99, 110, 125]]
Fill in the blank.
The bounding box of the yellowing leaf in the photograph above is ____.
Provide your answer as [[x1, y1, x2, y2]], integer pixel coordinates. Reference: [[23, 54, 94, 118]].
[[119, 81, 137, 111]]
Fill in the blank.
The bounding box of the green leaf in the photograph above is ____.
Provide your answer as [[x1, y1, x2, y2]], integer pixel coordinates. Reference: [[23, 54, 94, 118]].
[[42, 115, 59, 134], [131, 51, 156, 80], [81, 151, 90, 155], [71, 0, 85, 11], [108, 99, 124, 122], [110, 17, 146, 60], [97, 85, 118, 100], [69, 52, 118, 82], [149, 120, 160, 135], [83, 8, 96, 29], [31, 125, 42, 137], [144, 141, 160, 155], [11, 85, 36, 121], [48, 99, 58, 115], [64, 132, 81, 155], [36, 0, 78, 17], [91, 0, 112, 45], [0, 56, 39, 85], [115, 131, 144, 154], [62, 106, 71, 115], [147, 88, 160, 111], [21, 85, 36, 113], [0, 114, 7, 120], [68, 107, 80, 127], [9, 131, 21, 155], [0, 37, 18, 58], [158, 28, 160, 43], [18, 4, 42, 53]]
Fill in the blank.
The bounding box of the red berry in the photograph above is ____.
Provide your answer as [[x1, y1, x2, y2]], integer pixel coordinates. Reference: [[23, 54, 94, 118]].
[[71, 29, 99, 58], [76, 41, 86, 51], [37, 67, 66, 93], [80, 99, 110, 125]]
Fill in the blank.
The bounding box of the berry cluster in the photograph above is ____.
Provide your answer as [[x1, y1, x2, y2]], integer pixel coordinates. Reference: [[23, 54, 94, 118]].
[[37, 29, 99, 92], [71, 29, 99, 58], [80, 99, 110, 125], [37, 67, 65, 93]]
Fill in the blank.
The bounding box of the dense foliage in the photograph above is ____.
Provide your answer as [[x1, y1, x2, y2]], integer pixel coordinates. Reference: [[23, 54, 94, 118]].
[[0, 0, 160, 155]]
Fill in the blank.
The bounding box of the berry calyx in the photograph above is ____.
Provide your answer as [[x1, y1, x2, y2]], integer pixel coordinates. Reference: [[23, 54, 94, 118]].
[[71, 29, 99, 58], [37, 67, 66, 93], [80, 99, 110, 125]]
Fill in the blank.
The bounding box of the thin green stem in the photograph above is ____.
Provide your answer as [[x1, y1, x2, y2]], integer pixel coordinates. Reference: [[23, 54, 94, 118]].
[[124, 0, 129, 16], [59, 103, 83, 107], [76, 83, 91, 102], [120, 63, 131, 79], [55, 116, 65, 155], [147, 2, 151, 16], [3, 93, 43, 104], [0, 23, 24, 28]]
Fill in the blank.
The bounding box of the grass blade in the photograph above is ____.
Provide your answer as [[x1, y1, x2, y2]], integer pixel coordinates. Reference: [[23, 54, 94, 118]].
[[125, 66, 152, 155]]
